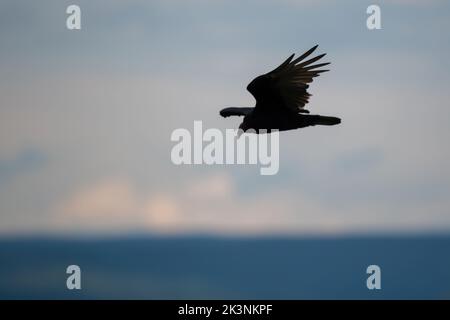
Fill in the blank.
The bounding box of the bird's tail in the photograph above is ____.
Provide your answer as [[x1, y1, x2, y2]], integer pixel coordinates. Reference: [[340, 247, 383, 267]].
[[306, 115, 341, 126], [314, 115, 341, 126]]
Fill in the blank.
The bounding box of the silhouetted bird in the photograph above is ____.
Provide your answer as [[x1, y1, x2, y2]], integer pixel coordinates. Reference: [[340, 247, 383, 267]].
[[220, 45, 341, 133]]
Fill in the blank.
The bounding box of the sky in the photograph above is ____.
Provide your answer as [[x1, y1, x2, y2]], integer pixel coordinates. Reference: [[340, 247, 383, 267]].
[[1, 0, 450, 235]]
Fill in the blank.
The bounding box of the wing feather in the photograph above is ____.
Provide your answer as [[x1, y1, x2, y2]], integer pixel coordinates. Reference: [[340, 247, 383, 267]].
[[249, 45, 330, 112]]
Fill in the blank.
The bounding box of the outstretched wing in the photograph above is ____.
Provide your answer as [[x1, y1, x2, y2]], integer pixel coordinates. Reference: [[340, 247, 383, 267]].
[[247, 45, 329, 113]]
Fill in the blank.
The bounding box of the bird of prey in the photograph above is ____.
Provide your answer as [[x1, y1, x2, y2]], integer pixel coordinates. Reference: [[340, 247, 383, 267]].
[[220, 45, 341, 133]]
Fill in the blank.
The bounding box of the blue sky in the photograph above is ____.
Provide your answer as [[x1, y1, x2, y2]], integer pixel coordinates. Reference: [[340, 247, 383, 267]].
[[1, 0, 450, 235]]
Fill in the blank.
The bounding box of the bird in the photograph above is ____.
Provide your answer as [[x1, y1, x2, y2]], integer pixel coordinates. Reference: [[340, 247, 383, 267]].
[[220, 45, 341, 133]]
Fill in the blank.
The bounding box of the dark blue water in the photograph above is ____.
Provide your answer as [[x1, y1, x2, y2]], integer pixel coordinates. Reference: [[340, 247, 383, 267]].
[[1, 235, 449, 299]]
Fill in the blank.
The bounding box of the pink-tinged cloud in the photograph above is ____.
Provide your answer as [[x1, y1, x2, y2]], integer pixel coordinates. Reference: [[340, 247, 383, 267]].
[[52, 173, 345, 235]]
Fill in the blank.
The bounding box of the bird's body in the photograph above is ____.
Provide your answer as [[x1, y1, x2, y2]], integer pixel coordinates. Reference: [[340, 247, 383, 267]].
[[241, 107, 299, 132], [220, 45, 341, 133], [238, 105, 340, 133]]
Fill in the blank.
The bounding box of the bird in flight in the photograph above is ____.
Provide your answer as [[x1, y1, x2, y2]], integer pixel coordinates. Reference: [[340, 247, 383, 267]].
[[220, 45, 341, 133]]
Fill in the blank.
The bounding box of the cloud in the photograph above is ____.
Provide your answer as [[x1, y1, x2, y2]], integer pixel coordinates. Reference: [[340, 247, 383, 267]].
[[2, 54, 450, 235], [51, 169, 450, 235], [0, 148, 46, 184], [54, 178, 181, 232], [1, 1, 450, 235], [53, 173, 339, 235]]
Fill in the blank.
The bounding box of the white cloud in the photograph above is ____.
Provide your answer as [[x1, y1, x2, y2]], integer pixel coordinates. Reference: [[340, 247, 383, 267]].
[[54, 178, 183, 232], [51, 173, 337, 234], [49, 169, 450, 235]]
